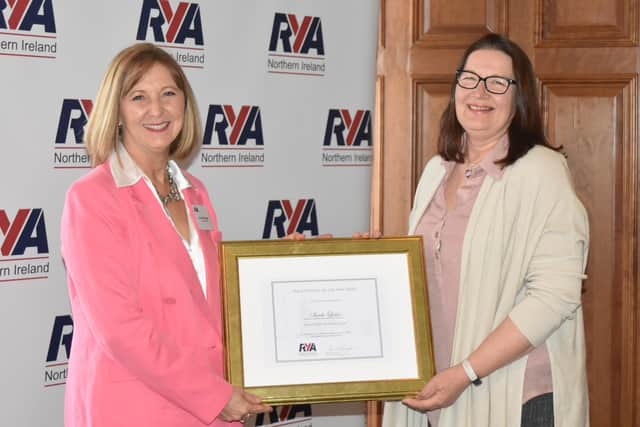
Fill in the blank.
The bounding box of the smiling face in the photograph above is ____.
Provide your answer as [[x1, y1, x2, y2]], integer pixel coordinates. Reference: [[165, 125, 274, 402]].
[[119, 62, 185, 161], [454, 48, 516, 146]]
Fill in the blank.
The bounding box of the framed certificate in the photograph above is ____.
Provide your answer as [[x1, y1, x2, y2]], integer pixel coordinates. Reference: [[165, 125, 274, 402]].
[[219, 236, 434, 404]]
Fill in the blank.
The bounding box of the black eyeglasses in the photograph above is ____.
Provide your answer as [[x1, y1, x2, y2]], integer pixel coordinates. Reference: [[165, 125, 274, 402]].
[[455, 69, 517, 95]]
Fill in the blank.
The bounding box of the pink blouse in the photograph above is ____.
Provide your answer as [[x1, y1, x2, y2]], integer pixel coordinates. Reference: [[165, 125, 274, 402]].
[[415, 139, 552, 426]]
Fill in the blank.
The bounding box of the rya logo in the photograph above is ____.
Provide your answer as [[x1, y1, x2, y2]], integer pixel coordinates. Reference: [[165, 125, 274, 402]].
[[137, 0, 204, 45], [44, 315, 72, 387], [268, 12, 324, 56], [46, 315, 73, 363], [323, 109, 372, 147], [55, 99, 92, 144], [255, 404, 312, 426], [0, 0, 56, 33], [298, 342, 317, 352], [203, 105, 264, 146], [0, 209, 49, 256], [262, 199, 319, 239]]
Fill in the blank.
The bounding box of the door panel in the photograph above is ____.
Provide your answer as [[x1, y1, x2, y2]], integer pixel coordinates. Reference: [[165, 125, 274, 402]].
[[413, 79, 450, 188], [536, 0, 636, 46], [418, 0, 507, 48], [542, 77, 637, 426]]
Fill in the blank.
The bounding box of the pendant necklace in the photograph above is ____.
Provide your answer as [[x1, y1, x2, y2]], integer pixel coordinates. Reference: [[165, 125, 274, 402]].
[[461, 132, 479, 178], [156, 165, 182, 206], [464, 159, 480, 178]]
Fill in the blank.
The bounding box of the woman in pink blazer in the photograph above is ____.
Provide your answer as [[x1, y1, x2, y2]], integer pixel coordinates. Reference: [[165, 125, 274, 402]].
[[60, 43, 271, 427]]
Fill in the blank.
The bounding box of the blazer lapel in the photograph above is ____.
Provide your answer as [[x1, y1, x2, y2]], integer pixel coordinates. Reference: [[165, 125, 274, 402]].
[[127, 181, 217, 331]]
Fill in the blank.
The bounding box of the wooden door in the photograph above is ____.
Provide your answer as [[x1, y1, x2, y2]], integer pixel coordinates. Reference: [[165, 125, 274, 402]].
[[369, 1, 639, 426]]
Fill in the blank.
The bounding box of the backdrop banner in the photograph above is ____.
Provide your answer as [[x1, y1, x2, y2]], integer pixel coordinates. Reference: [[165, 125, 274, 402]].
[[0, 1, 377, 426]]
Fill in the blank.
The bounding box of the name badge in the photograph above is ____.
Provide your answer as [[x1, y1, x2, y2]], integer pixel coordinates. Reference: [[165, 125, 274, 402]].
[[192, 205, 213, 230]]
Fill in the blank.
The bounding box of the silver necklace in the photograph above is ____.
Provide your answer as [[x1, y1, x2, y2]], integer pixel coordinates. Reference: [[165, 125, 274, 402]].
[[464, 160, 480, 178], [460, 133, 479, 178], [156, 165, 181, 206]]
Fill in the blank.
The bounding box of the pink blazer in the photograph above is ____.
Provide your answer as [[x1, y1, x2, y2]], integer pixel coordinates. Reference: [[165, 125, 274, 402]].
[[61, 161, 237, 427]]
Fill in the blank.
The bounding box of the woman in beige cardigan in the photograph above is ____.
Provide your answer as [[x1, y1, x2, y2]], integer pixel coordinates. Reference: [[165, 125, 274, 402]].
[[382, 34, 589, 427]]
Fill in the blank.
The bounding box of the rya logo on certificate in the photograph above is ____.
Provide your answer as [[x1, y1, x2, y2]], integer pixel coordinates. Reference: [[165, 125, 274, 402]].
[[298, 342, 317, 353]]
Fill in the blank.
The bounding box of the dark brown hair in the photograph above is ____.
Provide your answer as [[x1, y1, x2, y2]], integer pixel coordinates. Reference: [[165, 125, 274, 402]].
[[438, 33, 555, 165]]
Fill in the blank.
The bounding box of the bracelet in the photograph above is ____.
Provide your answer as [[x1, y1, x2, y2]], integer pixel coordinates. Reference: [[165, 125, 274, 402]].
[[461, 359, 482, 386]]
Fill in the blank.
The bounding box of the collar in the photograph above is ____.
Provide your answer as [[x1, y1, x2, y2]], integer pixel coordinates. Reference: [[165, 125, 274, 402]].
[[442, 135, 509, 180], [476, 135, 509, 180], [109, 143, 192, 190]]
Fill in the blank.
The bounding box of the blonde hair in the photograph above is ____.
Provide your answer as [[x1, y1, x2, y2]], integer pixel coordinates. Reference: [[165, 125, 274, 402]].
[[84, 42, 201, 167]]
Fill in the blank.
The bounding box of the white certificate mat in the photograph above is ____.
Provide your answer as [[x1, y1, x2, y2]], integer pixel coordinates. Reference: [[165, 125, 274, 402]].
[[271, 278, 383, 362], [220, 237, 434, 404]]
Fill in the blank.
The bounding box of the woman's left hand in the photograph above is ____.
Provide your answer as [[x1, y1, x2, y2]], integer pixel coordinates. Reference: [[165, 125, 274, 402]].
[[402, 364, 470, 412]]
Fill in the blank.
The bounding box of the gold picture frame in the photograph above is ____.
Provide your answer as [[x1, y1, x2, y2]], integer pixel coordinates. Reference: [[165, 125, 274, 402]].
[[220, 236, 434, 404]]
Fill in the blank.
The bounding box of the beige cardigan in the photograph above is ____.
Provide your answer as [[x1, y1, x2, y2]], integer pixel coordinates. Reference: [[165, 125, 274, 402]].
[[383, 146, 589, 427]]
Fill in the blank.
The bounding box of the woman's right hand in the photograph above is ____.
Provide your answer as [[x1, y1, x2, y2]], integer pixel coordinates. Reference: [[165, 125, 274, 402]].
[[218, 386, 272, 424]]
